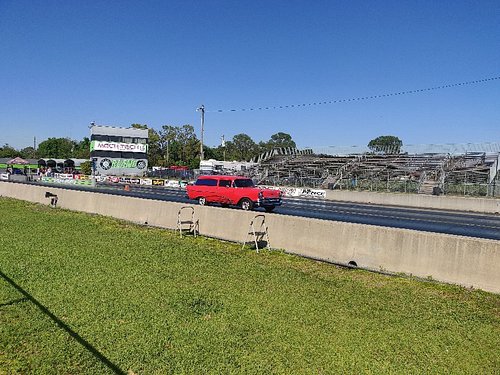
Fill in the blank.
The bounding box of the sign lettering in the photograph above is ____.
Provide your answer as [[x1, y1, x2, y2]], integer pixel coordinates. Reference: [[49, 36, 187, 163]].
[[91, 141, 148, 153]]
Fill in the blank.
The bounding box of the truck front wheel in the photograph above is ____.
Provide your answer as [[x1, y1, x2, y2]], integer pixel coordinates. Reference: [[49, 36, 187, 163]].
[[240, 198, 253, 211]]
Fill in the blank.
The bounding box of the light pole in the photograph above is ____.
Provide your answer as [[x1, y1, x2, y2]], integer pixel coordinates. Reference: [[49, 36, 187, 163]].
[[221, 135, 226, 161], [197, 105, 205, 161], [89, 121, 96, 186], [166, 139, 169, 165]]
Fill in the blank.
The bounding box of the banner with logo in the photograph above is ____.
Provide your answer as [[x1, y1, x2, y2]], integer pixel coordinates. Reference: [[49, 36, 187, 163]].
[[260, 185, 326, 198], [90, 141, 148, 153], [165, 180, 181, 188], [152, 179, 165, 186], [41, 176, 92, 186], [107, 176, 121, 183], [98, 158, 147, 171]]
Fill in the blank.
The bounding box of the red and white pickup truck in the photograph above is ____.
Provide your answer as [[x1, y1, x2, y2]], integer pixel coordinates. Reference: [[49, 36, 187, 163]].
[[186, 175, 282, 212]]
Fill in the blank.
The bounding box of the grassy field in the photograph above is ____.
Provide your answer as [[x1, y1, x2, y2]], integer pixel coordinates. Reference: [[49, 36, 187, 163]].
[[0, 197, 499, 374]]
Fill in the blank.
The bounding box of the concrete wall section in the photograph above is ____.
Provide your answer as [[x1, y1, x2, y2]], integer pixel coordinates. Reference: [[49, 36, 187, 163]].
[[1, 182, 499, 294], [325, 190, 500, 214], [262, 214, 499, 293], [0, 182, 182, 229]]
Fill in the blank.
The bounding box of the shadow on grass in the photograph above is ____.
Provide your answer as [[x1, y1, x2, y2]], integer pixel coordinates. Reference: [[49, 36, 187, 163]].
[[0, 297, 28, 308], [0, 269, 126, 375], [242, 240, 269, 250]]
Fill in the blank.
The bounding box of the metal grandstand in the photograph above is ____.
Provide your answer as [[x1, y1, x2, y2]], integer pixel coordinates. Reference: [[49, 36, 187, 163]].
[[312, 142, 500, 156], [246, 142, 500, 197]]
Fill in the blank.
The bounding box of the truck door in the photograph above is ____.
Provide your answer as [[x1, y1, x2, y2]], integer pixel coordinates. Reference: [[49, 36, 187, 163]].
[[218, 179, 233, 204]]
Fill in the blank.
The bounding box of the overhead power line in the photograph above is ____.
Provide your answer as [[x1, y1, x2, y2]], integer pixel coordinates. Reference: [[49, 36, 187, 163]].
[[206, 75, 500, 114]]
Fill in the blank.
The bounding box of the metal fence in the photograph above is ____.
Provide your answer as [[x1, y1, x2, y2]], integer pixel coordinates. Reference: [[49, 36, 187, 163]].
[[330, 177, 499, 197]]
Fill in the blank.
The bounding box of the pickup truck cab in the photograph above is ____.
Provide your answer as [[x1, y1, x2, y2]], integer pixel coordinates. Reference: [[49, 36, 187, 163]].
[[186, 175, 282, 212]]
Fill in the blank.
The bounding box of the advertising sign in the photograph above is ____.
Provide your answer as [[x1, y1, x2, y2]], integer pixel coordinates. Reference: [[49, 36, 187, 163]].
[[98, 158, 147, 171], [165, 180, 181, 188], [152, 179, 165, 186], [41, 176, 92, 186], [260, 186, 326, 198], [299, 188, 326, 198], [57, 173, 74, 180], [90, 141, 148, 153]]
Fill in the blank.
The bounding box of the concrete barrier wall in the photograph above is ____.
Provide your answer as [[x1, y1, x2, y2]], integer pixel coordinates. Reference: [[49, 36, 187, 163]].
[[1, 182, 499, 294], [325, 190, 500, 214]]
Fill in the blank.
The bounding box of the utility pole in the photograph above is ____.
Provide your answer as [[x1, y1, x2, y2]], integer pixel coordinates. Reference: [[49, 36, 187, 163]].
[[166, 139, 169, 165], [197, 105, 205, 161], [33, 136, 37, 157]]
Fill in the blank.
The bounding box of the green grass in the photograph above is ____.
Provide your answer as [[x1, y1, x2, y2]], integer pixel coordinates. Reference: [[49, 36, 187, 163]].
[[0, 198, 499, 374]]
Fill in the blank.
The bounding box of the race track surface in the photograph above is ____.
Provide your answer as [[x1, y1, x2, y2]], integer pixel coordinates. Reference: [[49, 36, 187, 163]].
[[20, 181, 500, 241]]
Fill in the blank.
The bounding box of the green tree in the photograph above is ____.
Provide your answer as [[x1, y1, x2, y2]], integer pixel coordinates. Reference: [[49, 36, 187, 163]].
[[230, 133, 258, 161], [20, 146, 36, 159], [37, 138, 76, 158], [368, 135, 403, 154], [0, 144, 21, 158], [147, 128, 161, 166], [178, 124, 199, 163], [131, 124, 163, 166], [159, 124, 199, 166], [206, 145, 224, 161], [73, 138, 90, 159], [159, 125, 180, 165], [79, 160, 92, 175], [131, 124, 148, 130], [267, 132, 296, 149]]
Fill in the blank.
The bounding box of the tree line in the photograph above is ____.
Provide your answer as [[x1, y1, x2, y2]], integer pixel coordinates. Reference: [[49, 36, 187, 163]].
[[133, 124, 296, 169], [0, 124, 297, 169], [1, 125, 403, 168], [0, 138, 91, 160]]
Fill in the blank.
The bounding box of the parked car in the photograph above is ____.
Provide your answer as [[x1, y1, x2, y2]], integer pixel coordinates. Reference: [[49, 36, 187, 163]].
[[186, 175, 282, 212]]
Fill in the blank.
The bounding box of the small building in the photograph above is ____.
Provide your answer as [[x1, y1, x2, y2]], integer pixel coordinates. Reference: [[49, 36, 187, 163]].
[[37, 158, 88, 172], [90, 125, 148, 176]]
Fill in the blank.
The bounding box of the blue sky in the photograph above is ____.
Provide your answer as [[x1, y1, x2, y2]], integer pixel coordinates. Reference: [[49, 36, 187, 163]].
[[1, 0, 499, 150]]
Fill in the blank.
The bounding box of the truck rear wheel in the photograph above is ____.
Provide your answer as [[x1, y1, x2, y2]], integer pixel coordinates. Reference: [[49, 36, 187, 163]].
[[198, 197, 207, 206]]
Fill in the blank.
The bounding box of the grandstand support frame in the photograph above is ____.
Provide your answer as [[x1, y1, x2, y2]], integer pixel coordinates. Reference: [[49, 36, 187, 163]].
[[246, 147, 500, 197]]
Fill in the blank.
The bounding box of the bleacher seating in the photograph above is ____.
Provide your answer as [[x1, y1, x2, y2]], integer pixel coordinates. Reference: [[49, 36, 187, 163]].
[[245, 150, 499, 196]]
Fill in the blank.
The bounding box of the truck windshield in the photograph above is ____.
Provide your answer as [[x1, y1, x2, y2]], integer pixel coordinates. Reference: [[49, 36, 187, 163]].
[[234, 179, 254, 188]]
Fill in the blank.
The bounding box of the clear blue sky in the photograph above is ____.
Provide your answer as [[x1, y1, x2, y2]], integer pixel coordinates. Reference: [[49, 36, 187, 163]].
[[1, 0, 499, 150]]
